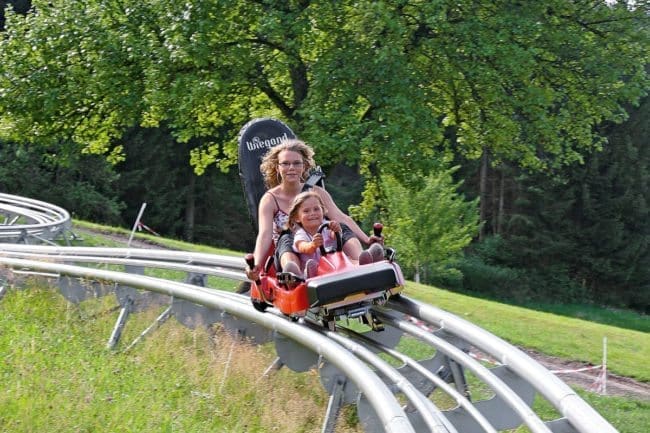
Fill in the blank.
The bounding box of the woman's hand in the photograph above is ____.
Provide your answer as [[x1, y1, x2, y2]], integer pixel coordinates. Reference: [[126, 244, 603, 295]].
[[328, 221, 342, 233], [246, 264, 260, 281]]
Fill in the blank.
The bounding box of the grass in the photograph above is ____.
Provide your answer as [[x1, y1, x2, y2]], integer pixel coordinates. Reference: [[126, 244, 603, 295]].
[[1, 221, 648, 432], [405, 283, 650, 383], [521, 301, 649, 334], [71, 219, 241, 256], [510, 390, 650, 433], [0, 285, 361, 433], [1, 283, 648, 433]]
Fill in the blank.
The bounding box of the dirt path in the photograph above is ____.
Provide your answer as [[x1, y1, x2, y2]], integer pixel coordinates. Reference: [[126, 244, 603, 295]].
[[524, 348, 650, 401]]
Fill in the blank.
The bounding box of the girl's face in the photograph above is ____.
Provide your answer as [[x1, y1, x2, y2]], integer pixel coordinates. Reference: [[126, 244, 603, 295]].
[[277, 150, 305, 182], [297, 196, 324, 231]]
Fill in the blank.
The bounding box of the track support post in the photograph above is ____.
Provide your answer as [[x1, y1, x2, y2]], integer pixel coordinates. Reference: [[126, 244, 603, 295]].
[[321, 377, 346, 433], [107, 297, 133, 349]]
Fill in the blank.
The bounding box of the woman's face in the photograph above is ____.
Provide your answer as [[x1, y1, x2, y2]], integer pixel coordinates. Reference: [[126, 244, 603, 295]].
[[277, 150, 305, 182]]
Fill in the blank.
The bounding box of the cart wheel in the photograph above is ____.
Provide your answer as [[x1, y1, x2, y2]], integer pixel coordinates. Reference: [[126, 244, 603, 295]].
[[321, 318, 336, 331], [236, 281, 251, 294]]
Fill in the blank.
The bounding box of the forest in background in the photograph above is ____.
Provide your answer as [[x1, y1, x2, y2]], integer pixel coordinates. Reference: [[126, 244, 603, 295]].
[[0, 1, 648, 313]]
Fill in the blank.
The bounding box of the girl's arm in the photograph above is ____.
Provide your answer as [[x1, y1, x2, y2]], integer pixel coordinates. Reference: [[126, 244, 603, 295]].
[[294, 231, 322, 254], [295, 239, 318, 254]]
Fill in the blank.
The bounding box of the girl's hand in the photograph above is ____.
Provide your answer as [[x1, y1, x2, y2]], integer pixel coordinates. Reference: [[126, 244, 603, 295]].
[[312, 233, 324, 248]]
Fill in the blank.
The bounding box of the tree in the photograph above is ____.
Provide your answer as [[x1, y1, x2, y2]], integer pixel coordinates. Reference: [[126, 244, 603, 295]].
[[489, 96, 650, 311], [0, 1, 647, 309], [567, 96, 650, 311], [115, 126, 255, 247], [1, 1, 646, 183], [380, 167, 479, 283], [0, 1, 30, 30], [0, 142, 124, 223], [0, 0, 647, 269]]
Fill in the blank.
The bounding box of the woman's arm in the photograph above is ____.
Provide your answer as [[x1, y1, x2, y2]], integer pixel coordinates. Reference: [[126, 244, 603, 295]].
[[249, 193, 276, 276], [314, 186, 371, 245]]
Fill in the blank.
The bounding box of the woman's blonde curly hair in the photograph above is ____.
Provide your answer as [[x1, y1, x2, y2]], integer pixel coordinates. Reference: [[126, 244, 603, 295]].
[[260, 139, 316, 188]]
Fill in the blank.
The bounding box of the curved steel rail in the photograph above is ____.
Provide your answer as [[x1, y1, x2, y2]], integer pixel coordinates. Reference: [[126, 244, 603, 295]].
[[0, 244, 247, 281], [0, 193, 72, 244], [0, 226, 620, 432], [0, 256, 415, 433], [386, 298, 618, 433]]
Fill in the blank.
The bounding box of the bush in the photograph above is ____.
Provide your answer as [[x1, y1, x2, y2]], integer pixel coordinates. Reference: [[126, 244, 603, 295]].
[[452, 235, 588, 304], [454, 255, 524, 298], [454, 256, 587, 304]]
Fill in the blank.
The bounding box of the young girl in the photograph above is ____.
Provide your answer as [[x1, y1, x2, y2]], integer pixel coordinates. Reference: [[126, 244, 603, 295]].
[[288, 191, 383, 278]]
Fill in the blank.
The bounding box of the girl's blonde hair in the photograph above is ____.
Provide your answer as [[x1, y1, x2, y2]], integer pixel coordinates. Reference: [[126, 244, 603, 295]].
[[287, 191, 325, 231], [260, 139, 316, 188]]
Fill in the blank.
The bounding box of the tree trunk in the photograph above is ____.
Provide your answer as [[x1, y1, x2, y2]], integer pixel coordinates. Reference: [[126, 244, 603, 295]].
[[497, 168, 505, 234], [479, 148, 489, 241], [184, 174, 196, 242], [491, 169, 498, 234]]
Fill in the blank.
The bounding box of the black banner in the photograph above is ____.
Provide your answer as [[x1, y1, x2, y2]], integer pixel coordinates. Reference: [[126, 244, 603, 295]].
[[237, 118, 296, 230]]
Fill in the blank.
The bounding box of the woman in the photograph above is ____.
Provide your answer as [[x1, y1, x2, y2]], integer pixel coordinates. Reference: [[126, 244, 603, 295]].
[[245, 139, 380, 281]]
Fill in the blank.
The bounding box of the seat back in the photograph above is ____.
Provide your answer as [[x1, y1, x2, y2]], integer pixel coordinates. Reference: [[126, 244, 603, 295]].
[[238, 118, 296, 229]]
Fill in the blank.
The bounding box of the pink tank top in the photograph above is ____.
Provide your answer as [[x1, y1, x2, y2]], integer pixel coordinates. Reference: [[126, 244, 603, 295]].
[[268, 192, 289, 243]]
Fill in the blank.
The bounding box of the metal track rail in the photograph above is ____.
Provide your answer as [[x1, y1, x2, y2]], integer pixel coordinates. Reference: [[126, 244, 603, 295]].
[[0, 256, 415, 433], [0, 193, 72, 244], [0, 243, 245, 268], [0, 246, 247, 281], [0, 235, 620, 432], [386, 298, 618, 433]]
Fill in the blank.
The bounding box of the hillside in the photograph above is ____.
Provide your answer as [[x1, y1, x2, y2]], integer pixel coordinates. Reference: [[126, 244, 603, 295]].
[[71, 223, 650, 401], [1, 223, 649, 433]]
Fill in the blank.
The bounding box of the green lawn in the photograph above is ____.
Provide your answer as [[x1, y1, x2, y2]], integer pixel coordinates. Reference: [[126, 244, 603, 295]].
[[1, 282, 648, 433], [406, 282, 650, 383], [0, 286, 359, 433], [1, 220, 640, 432], [72, 220, 650, 382]]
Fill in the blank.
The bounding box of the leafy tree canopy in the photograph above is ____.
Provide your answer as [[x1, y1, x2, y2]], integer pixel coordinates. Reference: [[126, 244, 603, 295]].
[[0, 0, 647, 184]]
